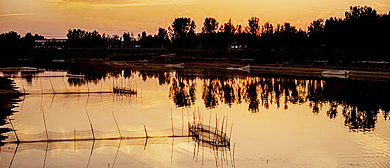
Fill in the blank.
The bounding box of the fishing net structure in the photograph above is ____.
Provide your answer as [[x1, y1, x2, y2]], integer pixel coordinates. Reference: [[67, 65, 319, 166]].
[[189, 123, 230, 147], [1, 127, 190, 144], [188, 112, 232, 148]]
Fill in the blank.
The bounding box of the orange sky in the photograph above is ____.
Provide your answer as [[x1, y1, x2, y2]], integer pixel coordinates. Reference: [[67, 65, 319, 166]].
[[1, 0, 389, 38]]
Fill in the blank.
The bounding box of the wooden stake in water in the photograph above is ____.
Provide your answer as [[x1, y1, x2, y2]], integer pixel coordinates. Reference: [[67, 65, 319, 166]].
[[221, 115, 225, 142], [85, 110, 95, 140], [181, 109, 184, 136], [225, 116, 228, 139], [112, 112, 122, 137], [20, 79, 26, 93], [40, 78, 43, 94], [49, 78, 55, 93], [143, 125, 148, 138], [171, 109, 174, 136], [229, 123, 233, 141], [7, 116, 19, 142], [86, 81, 90, 93], [41, 106, 49, 141]]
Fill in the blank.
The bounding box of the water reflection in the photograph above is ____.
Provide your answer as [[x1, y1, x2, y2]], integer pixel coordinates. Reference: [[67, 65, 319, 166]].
[[0, 78, 22, 146], [106, 69, 388, 132], [169, 77, 196, 107], [4, 67, 390, 133], [1, 67, 390, 167]]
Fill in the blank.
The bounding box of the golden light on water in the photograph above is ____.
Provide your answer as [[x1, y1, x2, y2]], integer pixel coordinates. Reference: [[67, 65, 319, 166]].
[[1, 0, 390, 38]]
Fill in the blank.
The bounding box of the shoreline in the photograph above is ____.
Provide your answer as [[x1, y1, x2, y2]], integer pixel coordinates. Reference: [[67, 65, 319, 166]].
[[2, 51, 390, 81]]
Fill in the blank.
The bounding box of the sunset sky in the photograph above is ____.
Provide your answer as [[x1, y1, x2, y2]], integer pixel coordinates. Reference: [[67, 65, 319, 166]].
[[1, 0, 389, 38]]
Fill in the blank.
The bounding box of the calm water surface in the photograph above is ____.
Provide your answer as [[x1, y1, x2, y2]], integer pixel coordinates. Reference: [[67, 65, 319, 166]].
[[0, 69, 389, 168]]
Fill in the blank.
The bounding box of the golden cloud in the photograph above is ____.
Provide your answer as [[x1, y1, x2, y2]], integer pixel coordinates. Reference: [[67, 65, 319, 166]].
[[46, 0, 195, 8], [0, 13, 34, 17]]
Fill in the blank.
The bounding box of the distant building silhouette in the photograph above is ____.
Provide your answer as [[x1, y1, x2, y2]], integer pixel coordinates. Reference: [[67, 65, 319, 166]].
[[34, 39, 67, 49]]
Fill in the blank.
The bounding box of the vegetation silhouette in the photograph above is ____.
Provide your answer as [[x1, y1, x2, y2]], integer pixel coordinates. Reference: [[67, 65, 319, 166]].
[[87, 67, 388, 132], [0, 77, 22, 146], [2, 5, 389, 62], [169, 75, 196, 108]]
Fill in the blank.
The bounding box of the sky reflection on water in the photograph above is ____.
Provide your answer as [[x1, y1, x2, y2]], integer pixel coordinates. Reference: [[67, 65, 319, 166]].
[[1, 69, 390, 168]]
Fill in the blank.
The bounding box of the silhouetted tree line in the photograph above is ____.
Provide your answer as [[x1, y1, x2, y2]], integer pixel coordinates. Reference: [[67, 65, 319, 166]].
[[134, 69, 390, 131], [118, 67, 389, 132], [1, 6, 388, 60], [0, 31, 44, 50], [24, 62, 388, 132], [0, 77, 22, 146]]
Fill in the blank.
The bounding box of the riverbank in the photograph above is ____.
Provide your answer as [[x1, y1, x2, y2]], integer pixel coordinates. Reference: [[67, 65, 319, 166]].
[[2, 49, 390, 81]]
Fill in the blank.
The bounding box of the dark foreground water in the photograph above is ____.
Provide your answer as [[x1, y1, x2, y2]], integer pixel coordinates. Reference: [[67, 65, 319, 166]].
[[0, 67, 389, 168]]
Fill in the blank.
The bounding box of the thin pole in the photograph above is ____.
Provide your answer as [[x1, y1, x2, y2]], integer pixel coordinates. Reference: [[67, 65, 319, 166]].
[[181, 109, 183, 136], [209, 110, 211, 143], [74, 129, 76, 151], [143, 125, 148, 138], [86, 82, 90, 93], [112, 112, 122, 138], [49, 94, 55, 110], [100, 81, 103, 92], [40, 78, 43, 93], [225, 116, 228, 139], [41, 106, 49, 141], [42, 142, 48, 168], [7, 116, 19, 142], [85, 110, 95, 140], [221, 115, 225, 140], [232, 143, 236, 164], [229, 123, 233, 141], [85, 140, 95, 168], [20, 79, 26, 93], [49, 78, 55, 93], [144, 136, 148, 150], [215, 113, 218, 141], [112, 140, 121, 168], [8, 143, 19, 168], [171, 109, 174, 136]]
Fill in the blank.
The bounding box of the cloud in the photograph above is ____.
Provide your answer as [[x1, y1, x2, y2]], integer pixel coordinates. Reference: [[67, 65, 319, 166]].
[[374, 2, 390, 8], [0, 13, 34, 18], [47, 0, 195, 8]]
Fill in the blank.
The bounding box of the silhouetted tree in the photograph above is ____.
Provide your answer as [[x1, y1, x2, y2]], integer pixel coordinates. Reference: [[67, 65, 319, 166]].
[[202, 17, 219, 34], [247, 17, 260, 36], [66, 29, 107, 49], [123, 32, 136, 47], [245, 17, 260, 49], [0, 31, 20, 50], [261, 22, 274, 51], [345, 6, 377, 20], [157, 27, 169, 48], [20, 32, 44, 50], [200, 17, 220, 52], [218, 19, 236, 52], [109, 35, 122, 48], [171, 17, 196, 48], [308, 19, 324, 37], [323, 17, 345, 52], [308, 19, 325, 49]]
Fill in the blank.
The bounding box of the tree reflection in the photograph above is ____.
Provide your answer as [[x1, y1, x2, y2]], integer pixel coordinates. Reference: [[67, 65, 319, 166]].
[[54, 66, 389, 132], [169, 77, 196, 108], [0, 78, 22, 146], [245, 80, 259, 113], [220, 80, 235, 107], [202, 79, 220, 109]]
